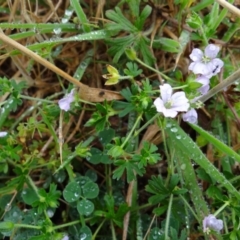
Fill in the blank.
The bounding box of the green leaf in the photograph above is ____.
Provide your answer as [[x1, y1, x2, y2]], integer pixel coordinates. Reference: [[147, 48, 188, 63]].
[[190, 123, 240, 163], [165, 119, 240, 200], [134, 5, 152, 30], [21, 188, 39, 205], [0, 221, 14, 231], [77, 199, 94, 216], [105, 7, 137, 33], [149, 227, 163, 240], [106, 35, 136, 63], [107, 145, 124, 158], [70, 0, 90, 32], [63, 181, 81, 202], [98, 128, 115, 144], [186, 11, 203, 29], [158, 38, 180, 53], [82, 182, 99, 199], [79, 226, 92, 240]]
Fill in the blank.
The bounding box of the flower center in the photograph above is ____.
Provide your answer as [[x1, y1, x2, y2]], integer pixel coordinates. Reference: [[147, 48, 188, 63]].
[[202, 55, 210, 64], [164, 100, 173, 109]]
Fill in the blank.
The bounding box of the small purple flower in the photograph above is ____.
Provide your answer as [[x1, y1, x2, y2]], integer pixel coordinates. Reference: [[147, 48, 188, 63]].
[[189, 44, 224, 78], [196, 76, 210, 95], [203, 214, 223, 233], [61, 235, 69, 240], [58, 89, 75, 111], [154, 84, 189, 118], [182, 109, 198, 124], [0, 132, 7, 137]]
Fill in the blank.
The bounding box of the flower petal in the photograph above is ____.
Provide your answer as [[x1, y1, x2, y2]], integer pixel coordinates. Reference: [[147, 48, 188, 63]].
[[171, 92, 190, 112], [189, 48, 203, 61], [0, 131, 7, 137], [58, 89, 75, 111], [189, 62, 211, 76], [160, 84, 172, 103], [204, 44, 220, 59], [162, 108, 178, 118], [202, 214, 223, 233], [182, 109, 198, 124], [196, 75, 210, 86], [154, 98, 165, 113]]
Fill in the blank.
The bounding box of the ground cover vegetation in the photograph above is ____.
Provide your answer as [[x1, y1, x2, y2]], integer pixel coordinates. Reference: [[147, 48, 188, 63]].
[[0, 0, 240, 239]]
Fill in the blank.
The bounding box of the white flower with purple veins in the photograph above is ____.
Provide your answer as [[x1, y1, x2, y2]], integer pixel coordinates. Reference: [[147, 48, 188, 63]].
[[189, 44, 224, 78], [58, 89, 75, 111], [196, 75, 210, 95], [154, 84, 190, 118], [203, 214, 223, 233], [0, 132, 7, 137], [182, 109, 198, 124]]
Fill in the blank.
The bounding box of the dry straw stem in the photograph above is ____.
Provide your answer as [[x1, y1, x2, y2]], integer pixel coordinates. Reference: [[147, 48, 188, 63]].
[[0, 31, 122, 103], [215, 0, 240, 17]]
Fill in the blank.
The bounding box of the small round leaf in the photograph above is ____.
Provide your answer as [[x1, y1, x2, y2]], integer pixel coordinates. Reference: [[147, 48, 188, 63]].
[[63, 181, 81, 203], [79, 226, 92, 240], [77, 199, 94, 216], [82, 182, 99, 199]]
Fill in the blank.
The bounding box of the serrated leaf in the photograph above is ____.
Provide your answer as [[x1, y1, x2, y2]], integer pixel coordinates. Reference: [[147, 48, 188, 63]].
[[134, 5, 152, 30], [105, 7, 137, 33]]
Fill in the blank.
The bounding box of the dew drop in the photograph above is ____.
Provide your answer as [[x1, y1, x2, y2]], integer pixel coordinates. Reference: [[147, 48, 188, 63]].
[[61, 18, 68, 23], [47, 209, 54, 218], [65, 9, 73, 17], [176, 135, 181, 139], [170, 127, 178, 132], [80, 233, 87, 240], [53, 28, 62, 35], [5, 203, 11, 211]]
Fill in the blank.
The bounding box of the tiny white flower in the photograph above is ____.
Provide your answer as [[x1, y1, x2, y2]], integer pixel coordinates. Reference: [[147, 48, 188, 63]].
[[58, 89, 75, 111], [154, 84, 189, 118], [189, 44, 224, 78], [0, 131, 7, 137]]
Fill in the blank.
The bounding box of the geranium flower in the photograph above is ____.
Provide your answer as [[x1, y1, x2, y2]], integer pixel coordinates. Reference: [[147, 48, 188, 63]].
[[182, 109, 198, 124], [58, 89, 75, 111], [189, 44, 224, 78], [154, 84, 189, 118], [203, 214, 223, 233], [0, 132, 7, 137], [196, 75, 210, 95]]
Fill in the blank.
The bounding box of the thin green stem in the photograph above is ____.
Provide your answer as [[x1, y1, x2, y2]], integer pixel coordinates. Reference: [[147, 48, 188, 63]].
[[19, 94, 54, 103], [92, 219, 106, 240], [199, 25, 208, 46], [53, 220, 80, 230], [14, 223, 41, 230], [134, 113, 159, 137], [165, 194, 173, 240], [136, 58, 172, 81], [121, 114, 142, 148], [214, 201, 230, 216], [26, 176, 41, 199], [179, 195, 199, 222], [65, 165, 75, 182], [110, 220, 117, 240]]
